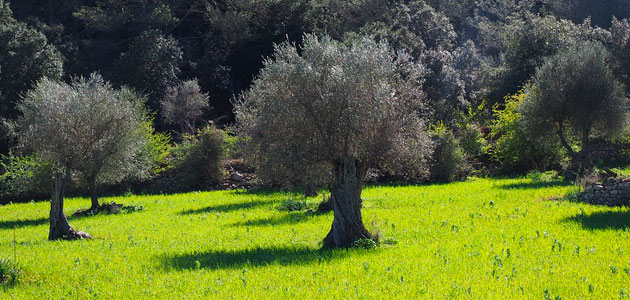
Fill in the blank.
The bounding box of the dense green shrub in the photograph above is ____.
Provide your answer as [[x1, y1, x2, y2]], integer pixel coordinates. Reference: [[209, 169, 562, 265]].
[[277, 197, 309, 212], [526, 170, 561, 183], [0, 153, 52, 202], [429, 123, 467, 182], [0, 258, 20, 285], [488, 92, 564, 173], [170, 125, 225, 190], [140, 118, 172, 174], [458, 122, 487, 159], [222, 129, 246, 160]]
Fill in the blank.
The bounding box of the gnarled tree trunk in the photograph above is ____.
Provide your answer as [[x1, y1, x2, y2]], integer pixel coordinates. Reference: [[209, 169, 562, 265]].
[[579, 132, 594, 175], [89, 180, 99, 210], [49, 168, 92, 240], [559, 122, 595, 180], [323, 157, 372, 248], [558, 122, 579, 180]]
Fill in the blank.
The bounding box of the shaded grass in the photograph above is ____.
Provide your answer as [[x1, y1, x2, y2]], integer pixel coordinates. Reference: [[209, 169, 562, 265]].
[[564, 210, 630, 230], [0, 218, 48, 230], [162, 246, 364, 270], [497, 181, 572, 190], [232, 212, 323, 227], [179, 201, 268, 215]]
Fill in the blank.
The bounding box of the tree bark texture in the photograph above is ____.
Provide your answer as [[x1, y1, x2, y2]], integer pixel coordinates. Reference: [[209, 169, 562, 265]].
[[89, 181, 99, 210], [323, 157, 372, 248], [557, 122, 594, 180], [564, 135, 594, 180], [49, 169, 92, 240]]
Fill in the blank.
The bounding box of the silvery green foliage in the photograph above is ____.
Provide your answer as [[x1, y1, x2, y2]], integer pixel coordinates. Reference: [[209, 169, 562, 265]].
[[520, 42, 629, 150], [611, 17, 630, 94], [17, 73, 153, 185], [161, 79, 209, 135], [420, 49, 466, 123], [363, 0, 456, 58], [358, 1, 466, 125], [453, 40, 490, 105], [235, 35, 433, 181], [391, 0, 456, 52], [503, 15, 609, 87], [476, 12, 612, 103]]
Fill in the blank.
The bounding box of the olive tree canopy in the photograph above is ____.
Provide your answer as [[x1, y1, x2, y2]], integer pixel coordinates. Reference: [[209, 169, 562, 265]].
[[17, 73, 152, 239], [235, 34, 433, 248], [520, 42, 629, 178], [160, 79, 209, 135]]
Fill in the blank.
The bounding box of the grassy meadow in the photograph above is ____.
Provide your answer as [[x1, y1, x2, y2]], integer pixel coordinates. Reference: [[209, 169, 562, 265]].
[[1, 176, 630, 299]]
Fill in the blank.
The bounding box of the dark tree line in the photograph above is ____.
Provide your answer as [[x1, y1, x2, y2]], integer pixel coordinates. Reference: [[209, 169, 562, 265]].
[[2, 0, 629, 142], [2, 0, 630, 179]]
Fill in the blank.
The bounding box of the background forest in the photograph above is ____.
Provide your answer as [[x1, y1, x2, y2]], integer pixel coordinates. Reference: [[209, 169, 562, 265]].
[[2, 0, 630, 202]]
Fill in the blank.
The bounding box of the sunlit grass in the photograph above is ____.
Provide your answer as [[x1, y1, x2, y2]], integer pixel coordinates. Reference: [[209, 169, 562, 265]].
[[1, 176, 629, 299]]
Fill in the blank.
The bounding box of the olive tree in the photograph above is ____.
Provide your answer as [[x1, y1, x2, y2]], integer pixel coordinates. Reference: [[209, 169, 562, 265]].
[[235, 35, 433, 248], [520, 42, 629, 178], [17, 74, 152, 240], [160, 79, 209, 135]]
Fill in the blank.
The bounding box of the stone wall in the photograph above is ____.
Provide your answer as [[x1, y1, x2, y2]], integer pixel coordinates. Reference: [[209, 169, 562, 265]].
[[586, 139, 629, 162], [581, 177, 630, 207]]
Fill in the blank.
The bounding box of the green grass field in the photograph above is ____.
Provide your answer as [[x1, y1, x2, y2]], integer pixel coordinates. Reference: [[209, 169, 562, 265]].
[[1, 176, 630, 299]]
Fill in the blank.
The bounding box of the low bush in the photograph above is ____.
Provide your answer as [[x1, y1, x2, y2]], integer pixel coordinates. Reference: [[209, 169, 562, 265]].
[[0, 258, 20, 286], [277, 197, 309, 212], [458, 122, 487, 159], [487, 92, 565, 174], [72, 202, 145, 217], [141, 119, 172, 175], [0, 153, 52, 203], [169, 125, 225, 190], [429, 123, 467, 182], [222, 129, 246, 159], [526, 170, 561, 182], [351, 238, 378, 250]]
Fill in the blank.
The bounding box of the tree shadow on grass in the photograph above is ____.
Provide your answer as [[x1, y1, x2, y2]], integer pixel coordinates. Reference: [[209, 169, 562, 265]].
[[179, 201, 269, 215], [161, 246, 367, 270], [0, 217, 48, 230], [497, 181, 572, 190], [239, 188, 290, 196], [232, 212, 324, 227], [564, 210, 630, 230]]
